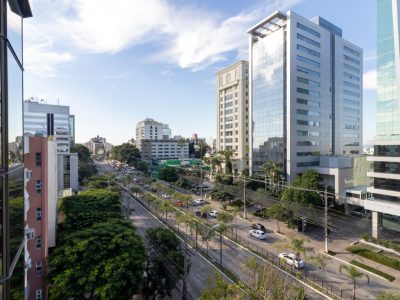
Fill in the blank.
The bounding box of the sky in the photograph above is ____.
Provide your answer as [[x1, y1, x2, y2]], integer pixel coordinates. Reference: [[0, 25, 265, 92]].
[[22, 0, 377, 145]]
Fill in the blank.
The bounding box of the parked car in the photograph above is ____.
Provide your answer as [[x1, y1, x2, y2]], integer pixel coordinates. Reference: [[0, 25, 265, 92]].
[[249, 229, 267, 240], [193, 199, 205, 206], [208, 210, 218, 218], [195, 211, 208, 219], [251, 223, 266, 232], [162, 194, 171, 199], [278, 253, 305, 269], [175, 201, 183, 207]]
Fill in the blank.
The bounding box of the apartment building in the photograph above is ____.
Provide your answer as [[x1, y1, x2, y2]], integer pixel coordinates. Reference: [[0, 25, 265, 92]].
[[141, 139, 189, 161], [248, 11, 363, 182], [24, 136, 58, 300], [216, 60, 250, 173], [135, 118, 171, 149]]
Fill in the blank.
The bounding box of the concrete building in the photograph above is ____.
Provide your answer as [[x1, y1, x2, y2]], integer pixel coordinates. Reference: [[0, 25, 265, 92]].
[[217, 60, 250, 173], [86, 135, 107, 156], [24, 99, 73, 153], [135, 118, 171, 149], [24, 136, 58, 300], [141, 139, 189, 161], [0, 1, 33, 298], [365, 0, 400, 237], [248, 11, 363, 183], [57, 153, 79, 193], [69, 114, 75, 147]]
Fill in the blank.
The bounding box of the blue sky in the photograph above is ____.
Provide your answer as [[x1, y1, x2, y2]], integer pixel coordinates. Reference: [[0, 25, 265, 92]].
[[22, 0, 376, 145]]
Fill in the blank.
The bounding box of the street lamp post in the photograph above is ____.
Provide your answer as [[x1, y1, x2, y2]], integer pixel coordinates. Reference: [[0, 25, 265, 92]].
[[243, 177, 247, 219], [319, 188, 334, 253]]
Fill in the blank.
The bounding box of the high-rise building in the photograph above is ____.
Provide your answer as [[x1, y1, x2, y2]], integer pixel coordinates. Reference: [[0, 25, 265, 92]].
[[248, 11, 363, 182], [366, 0, 400, 237], [141, 139, 189, 161], [135, 118, 171, 149], [24, 136, 58, 300], [0, 0, 32, 298], [24, 99, 73, 153], [216, 60, 250, 173]]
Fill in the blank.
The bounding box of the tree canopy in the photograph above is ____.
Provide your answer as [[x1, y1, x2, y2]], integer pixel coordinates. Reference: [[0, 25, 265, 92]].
[[281, 170, 324, 206], [111, 143, 141, 166], [159, 167, 179, 183], [72, 144, 98, 181]]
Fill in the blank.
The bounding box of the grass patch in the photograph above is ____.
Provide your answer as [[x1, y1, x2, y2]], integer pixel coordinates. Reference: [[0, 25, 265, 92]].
[[346, 244, 400, 271], [350, 260, 396, 282], [328, 250, 337, 256]]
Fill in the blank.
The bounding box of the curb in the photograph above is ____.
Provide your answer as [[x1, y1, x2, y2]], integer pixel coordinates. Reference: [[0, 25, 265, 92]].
[[321, 251, 394, 282]]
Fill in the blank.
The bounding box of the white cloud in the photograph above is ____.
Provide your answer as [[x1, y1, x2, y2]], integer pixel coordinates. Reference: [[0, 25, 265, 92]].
[[19, 0, 301, 76], [363, 69, 376, 90]]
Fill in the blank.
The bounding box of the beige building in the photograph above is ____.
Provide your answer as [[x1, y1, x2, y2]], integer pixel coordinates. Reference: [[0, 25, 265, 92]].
[[216, 60, 249, 173]]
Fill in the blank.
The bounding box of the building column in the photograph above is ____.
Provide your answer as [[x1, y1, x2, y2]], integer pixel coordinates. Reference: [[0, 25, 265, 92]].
[[371, 211, 381, 239]]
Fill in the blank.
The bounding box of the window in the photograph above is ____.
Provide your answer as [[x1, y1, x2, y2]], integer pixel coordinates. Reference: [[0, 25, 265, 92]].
[[36, 289, 42, 300], [297, 66, 320, 78], [344, 98, 359, 106], [225, 94, 233, 100], [297, 88, 320, 97], [345, 142, 360, 146], [297, 98, 320, 107], [225, 108, 233, 115], [344, 116, 359, 122], [345, 124, 359, 130], [36, 236, 42, 249], [297, 151, 320, 156], [343, 133, 359, 138], [344, 81, 359, 90], [344, 107, 359, 114], [35, 152, 41, 166], [297, 120, 320, 127], [297, 161, 320, 167], [297, 141, 320, 146], [344, 55, 360, 65], [297, 109, 320, 117], [297, 55, 320, 68], [36, 208, 42, 221], [297, 44, 320, 57], [297, 77, 320, 87], [344, 63, 359, 74], [35, 180, 42, 193], [343, 72, 359, 81], [297, 33, 320, 47], [344, 46, 360, 57], [36, 261, 43, 276], [297, 130, 320, 137], [297, 22, 321, 37], [344, 90, 359, 98], [225, 102, 233, 108]]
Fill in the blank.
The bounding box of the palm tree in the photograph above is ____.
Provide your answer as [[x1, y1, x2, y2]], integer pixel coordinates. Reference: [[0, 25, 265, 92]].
[[263, 160, 282, 195], [160, 201, 173, 222], [218, 150, 236, 175], [213, 223, 229, 266], [232, 206, 241, 240], [130, 186, 142, 198], [211, 156, 222, 174], [339, 265, 369, 300], [177, 138, 187, 161]]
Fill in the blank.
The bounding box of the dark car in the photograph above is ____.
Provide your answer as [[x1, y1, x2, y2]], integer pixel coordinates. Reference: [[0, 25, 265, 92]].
[[251, 223, 266, 232], [195, 211, 207, 219]]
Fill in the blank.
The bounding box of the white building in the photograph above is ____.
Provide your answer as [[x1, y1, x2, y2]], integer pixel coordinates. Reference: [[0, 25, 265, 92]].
[[248, 11, 363, 182], [216, 60, 249, 173], [24, 99, 74, 153], [135, 118, 171, 149], [141, 139, 189, 161]]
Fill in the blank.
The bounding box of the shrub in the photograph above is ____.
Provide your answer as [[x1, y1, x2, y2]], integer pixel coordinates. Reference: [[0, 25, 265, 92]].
[[350, 260, 395, 282], [361, 234, 400, 253], [346, 245, 400, 271]]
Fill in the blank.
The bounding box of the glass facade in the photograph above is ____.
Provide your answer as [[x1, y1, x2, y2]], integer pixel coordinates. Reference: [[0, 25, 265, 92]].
[[0, 1, 32, 298], [377, 0, 400, 137], [251, 29, 285, 173]]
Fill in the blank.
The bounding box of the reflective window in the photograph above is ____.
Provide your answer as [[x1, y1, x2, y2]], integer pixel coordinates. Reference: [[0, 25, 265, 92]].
[[344, 90, 359, 98], [7, 4, 22, 62], [344, 46, 360, 57], [297, 98, 320, 107], [297, 88, 320, 97], [344, 81, 359, 90], [297, 151, 320, 156], [343, 72, 360, 81], [297, 109, 320, 117], [344, 107, 359, 114], [297, 130, 320, 136], [297, 66, 320, 78], [297, 141, 321, 146], [297, 77, 320, 87], [344, 54, 360, 65], [297, 161, 319, 167], [251, 30, 285, 173], [297, 22, 321, 38], [297, 55, 320, 68], [297, 33, 320, 47], [344, 63, 360, 74], [297, 120, 320, 127], [297, 44, 320, 58], [344, 142, 360, 146], [374, 161, 400, 174], [374, 177, 400, 192], [374, 145, 400, 156], [344, 99, 359, 106]]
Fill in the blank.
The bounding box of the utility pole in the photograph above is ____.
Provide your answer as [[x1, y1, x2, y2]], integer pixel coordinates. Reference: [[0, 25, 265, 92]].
[[323, 188, 329, 253], [200, 168, 203, 200], [182, 218, 188, 299], [243, 177, 247, 219]]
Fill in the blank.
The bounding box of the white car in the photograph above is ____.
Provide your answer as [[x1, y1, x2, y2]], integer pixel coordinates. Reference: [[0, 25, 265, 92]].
[[162, 194, 171, 199], [193, 199, 205, 206], [278, 253, 305, 269], [208, 210, 218, 218], [249, 229, 267, 240]]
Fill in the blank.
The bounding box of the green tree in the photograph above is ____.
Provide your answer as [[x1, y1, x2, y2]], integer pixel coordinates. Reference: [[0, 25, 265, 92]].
[[175, 177, 191, 193], [160, 201, 174, 222], [339, 265, 369, 300], [159, 167, 179, 183], [72, 144, 98, 181], [218, 150, 235, 175], [263, 160, 282, 196], [266, 204, 287, 233], [310, 253, 332, 273], [48, 219, 146, 300], [377, 291, 400, 300], [144, 228, 188, 299], [281, 170, 324, 206], [199, 272, 243, 300], [137, 161, 149, 173], [111, 143, 141, 166]]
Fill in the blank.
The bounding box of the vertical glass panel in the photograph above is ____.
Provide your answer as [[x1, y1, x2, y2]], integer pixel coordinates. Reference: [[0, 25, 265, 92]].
[[251, 29, 285, 173], [6, 4, 22, 63], [8, 49, 23, 169], [9, 169, 24, 298], [0, 177, 3, 297]]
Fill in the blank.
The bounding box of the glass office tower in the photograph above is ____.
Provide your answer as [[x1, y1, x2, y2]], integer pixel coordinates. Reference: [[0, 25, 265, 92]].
[[366, 0, 400, 238], [0, 0, 32, 298]]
